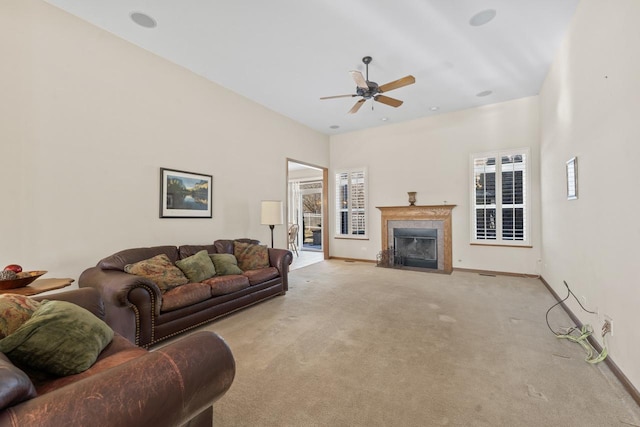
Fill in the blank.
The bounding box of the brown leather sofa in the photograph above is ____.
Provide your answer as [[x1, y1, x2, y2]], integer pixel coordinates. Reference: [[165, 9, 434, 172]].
[[79, 239, 293, 348], [0, 288, 235, 427]]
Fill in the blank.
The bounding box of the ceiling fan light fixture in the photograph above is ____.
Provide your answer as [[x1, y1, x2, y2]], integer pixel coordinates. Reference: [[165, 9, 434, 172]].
[[469, 9, 497, 27], [130, 12, 157, 28], [321, 56, 416, 114]]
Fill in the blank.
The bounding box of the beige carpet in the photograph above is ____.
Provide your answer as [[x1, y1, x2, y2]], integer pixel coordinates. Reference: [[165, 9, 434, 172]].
[[194, 260, 639, 426]]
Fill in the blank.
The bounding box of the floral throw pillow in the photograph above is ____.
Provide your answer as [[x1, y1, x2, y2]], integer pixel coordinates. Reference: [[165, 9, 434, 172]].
[[124, 254, 189, 292], [0, 295, 41, 339], [234, 242, 270, 271]]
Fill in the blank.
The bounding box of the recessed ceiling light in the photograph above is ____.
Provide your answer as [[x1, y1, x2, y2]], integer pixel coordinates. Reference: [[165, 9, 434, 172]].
[[476, 90, 493, 97], [469, 9, 497, 27], [381, 117, 388, 122], [130, 12, 157, 28], [430, 106, 440, 111], [329, 125, 340, 129]]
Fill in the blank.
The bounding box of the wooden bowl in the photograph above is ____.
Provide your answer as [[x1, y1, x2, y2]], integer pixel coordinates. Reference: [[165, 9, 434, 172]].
[[0, 271, 47, 290]]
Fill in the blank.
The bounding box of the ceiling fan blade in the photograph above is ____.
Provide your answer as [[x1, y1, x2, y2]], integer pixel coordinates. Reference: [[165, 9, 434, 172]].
[[378, 75, 416, 93], [320, 94, 356, 100], [349, 71, 369, 90], [348, 99, 366, 114], [374, 95, 403, 108]]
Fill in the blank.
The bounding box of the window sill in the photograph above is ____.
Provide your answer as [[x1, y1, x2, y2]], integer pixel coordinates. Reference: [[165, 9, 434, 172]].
[[334, 236, 370, 241], [470, 242, 532, 248]]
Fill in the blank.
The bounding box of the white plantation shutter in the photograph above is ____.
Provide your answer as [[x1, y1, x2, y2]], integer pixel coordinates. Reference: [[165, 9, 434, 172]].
[[335, 168, 368, 237], [474, 156, 497, 240], [501, 153, 526, 241], [471, 149, 530, 246]]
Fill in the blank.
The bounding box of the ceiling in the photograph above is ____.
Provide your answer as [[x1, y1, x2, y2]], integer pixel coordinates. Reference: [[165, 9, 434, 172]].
[[44, 0, 579, 135]]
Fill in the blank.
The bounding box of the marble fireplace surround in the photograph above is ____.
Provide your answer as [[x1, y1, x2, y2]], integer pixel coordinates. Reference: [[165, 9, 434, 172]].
[[377, 205, 456, 274]]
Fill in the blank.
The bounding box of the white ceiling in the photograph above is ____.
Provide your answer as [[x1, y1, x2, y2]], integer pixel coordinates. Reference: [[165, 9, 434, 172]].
[[44, 0, 579, 135]]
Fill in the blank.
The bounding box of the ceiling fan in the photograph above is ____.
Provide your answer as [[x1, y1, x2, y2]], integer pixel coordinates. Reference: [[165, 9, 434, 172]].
[[320, 56, 416, 114]]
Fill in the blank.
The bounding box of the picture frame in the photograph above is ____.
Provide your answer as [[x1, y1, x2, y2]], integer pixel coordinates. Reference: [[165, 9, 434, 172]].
[[160, 168, 212, 218], [566, 157, 578, 200]]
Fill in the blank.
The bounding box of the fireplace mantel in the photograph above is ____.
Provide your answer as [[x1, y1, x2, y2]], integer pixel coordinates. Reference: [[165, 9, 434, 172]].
[[377, 205, 456, 274]]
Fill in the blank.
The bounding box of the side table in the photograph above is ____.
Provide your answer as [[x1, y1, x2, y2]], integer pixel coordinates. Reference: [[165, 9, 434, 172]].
[[0, 278, 74, 296]]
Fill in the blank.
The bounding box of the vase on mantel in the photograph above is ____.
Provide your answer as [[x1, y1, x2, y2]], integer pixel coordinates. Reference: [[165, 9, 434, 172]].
[[408, 192, 417, 206]]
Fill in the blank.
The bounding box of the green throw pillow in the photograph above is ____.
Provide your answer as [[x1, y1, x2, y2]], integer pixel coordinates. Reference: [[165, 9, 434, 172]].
[[0, 300, 114, 376], [175, 250, 216, 283], [124, 253, 189, 292], [209, 253, 243, 275], [234, 241, 270, 271]]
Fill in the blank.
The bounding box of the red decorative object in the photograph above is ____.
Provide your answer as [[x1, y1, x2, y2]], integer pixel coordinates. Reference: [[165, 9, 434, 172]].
[[4, 264, 23, 273]]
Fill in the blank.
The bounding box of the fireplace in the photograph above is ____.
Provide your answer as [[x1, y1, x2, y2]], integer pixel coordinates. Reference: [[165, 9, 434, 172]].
[[377, 205, 456, 274], [393, 228, 438, 269]]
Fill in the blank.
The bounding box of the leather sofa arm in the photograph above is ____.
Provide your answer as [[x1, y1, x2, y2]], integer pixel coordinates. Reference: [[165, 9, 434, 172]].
[[79, 267, 163, 345], [268, 248, 293, 292], [0, 331, 235, 427], [33, 288, 105, 320]]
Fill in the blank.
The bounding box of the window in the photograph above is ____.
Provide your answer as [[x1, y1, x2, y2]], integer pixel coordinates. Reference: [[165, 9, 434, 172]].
[[471, 149, 530, 246], [335, 168, 367, 238]]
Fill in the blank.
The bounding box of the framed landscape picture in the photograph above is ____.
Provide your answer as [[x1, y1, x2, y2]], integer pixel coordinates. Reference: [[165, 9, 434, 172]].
[[160, 168, 212, 218]]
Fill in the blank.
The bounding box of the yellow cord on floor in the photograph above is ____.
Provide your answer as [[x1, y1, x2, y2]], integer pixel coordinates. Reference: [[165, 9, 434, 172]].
[[555, 324, 608, 364]]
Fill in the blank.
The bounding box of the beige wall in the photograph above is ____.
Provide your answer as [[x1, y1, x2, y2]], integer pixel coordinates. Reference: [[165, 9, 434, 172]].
[[0, 0, 329, 281], [330, 96, 542, 274], [540, 0, 640, 390]]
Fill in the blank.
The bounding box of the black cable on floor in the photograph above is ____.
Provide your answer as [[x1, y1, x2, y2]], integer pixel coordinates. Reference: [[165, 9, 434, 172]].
[[545, 281, 608, 364], [545, 280, 596, 335]]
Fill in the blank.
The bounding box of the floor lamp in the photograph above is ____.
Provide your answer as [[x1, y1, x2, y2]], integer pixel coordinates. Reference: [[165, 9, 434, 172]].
[[261, 200, 283, 248]]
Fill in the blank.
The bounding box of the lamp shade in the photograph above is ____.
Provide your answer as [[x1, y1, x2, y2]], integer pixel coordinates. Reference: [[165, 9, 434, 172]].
[[261, 200, 283, 225]]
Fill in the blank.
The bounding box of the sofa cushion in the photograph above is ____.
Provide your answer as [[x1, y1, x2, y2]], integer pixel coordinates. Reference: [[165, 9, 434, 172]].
[[214, 238, 260, 254], [202, 275, 250, 296], [243, 267, 280, 286], [179, 244, 218, 259], [175, 250, 216, 283], [234, 242, 270, 271], [0, 353, 36, 410], [209, 253, 243, 275], [124, 254, 189, 292], [161, 282, 212, 312], [0, 300, 114, 376], [0, 294, 41, 339], [99, 246, 179, 271]]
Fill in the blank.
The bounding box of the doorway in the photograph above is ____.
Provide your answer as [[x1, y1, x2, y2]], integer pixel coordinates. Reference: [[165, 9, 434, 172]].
[[301, 183, 323, 251], [287, 159, 328, 267]]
